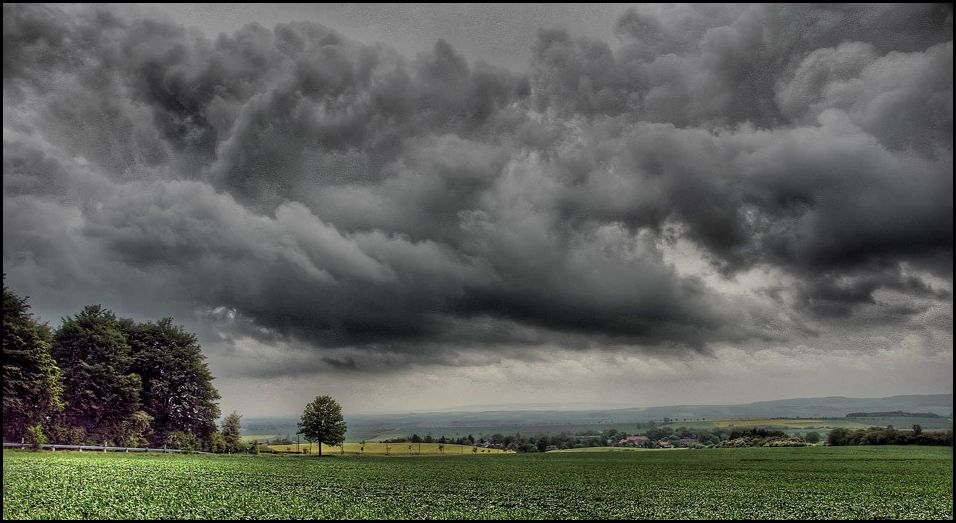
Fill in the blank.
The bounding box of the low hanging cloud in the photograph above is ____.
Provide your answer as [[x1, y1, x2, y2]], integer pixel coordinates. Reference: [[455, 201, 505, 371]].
[[3, 3, 952, 376]]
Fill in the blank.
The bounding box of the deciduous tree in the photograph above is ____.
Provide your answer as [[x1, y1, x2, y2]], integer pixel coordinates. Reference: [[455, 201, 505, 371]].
[[2, 279, 63, 441], [298, 395, 347, 457], [52, 305, 141, 444], [122, 318, 220, 445]]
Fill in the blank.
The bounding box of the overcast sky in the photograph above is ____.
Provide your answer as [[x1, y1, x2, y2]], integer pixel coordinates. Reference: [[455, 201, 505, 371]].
[[3, 4, 952, 416]]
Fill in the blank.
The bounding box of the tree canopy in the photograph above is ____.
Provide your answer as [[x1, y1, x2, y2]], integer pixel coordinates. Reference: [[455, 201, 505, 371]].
[[298, 395, 347, 456], [2, 279, 63, 441], [52, 305, 142, 444], [123, 318, 221, 446], [221, 411, 243, 453]]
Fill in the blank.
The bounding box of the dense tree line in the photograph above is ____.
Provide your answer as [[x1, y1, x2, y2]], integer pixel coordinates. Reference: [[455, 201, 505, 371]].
[[827, 426, 954, 446], [717, 428, 808, 448], [2, 280, 228, 450], [390, 423, 952, 452], [385, 426, 733, 452]]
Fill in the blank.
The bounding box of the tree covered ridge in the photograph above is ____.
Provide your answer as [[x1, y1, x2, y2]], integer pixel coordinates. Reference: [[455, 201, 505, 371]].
[[3, 277, 221, 449]]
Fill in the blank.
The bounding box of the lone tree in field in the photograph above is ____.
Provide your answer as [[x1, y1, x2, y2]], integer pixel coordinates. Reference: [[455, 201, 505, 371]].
[[298, 395, 346, 456]]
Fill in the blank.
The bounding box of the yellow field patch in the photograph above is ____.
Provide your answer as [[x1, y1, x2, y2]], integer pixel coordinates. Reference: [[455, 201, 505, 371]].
[[241, 435, 280, 443], [265, 442, 513, 455]]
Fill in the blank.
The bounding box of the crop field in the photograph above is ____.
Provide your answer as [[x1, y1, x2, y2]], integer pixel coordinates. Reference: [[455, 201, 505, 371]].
[[264, 442, 512, 455], [547, 447, 688, 453], [3, 446, 952, 519], [240, 434, 281, 443]]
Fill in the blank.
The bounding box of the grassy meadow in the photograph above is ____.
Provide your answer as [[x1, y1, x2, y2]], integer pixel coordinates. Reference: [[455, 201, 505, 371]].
[[3, 446, 952, 519]]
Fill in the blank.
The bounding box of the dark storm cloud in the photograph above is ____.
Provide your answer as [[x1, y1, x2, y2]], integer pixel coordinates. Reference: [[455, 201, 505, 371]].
[[3, 3, 952, 374], [792, 266, 952, 319]]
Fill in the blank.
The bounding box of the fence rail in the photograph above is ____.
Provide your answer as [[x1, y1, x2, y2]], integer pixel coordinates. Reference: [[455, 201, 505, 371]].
[[3, 442, 209, 454]]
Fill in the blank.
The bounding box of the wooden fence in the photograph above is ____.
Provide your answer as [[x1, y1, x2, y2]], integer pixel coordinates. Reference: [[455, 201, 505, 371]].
[[3, 442, 209, 454]]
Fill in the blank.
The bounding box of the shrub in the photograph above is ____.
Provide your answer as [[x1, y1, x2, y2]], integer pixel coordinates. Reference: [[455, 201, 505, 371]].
[[25, 425, 47, 450], [121, 411, 153, 448], [209, 432, 227, 453], [46, 424, 87, 445], [166, 431, 200, 452], [826, 428, 850, 446], [764, 438, 807, 447], [68, 426, 87, 445]]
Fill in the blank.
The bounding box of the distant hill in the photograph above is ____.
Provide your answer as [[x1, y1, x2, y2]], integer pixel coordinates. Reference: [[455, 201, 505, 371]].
[[242, 393, 952, 440], [846, 411, 942, 418], [630, 394, 953, 421]]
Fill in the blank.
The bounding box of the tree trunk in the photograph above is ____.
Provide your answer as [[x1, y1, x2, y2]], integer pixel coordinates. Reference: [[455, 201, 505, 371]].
[[318, 442, 322, 456]]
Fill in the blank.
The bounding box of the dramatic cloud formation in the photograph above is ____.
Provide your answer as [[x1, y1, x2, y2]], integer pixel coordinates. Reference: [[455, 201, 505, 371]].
[[3, 4, 952, 409]]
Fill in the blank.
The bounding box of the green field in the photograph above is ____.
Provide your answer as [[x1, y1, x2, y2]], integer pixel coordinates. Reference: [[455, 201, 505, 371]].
[[547, 447, 688, 453], [3, 446, 952, 519]]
